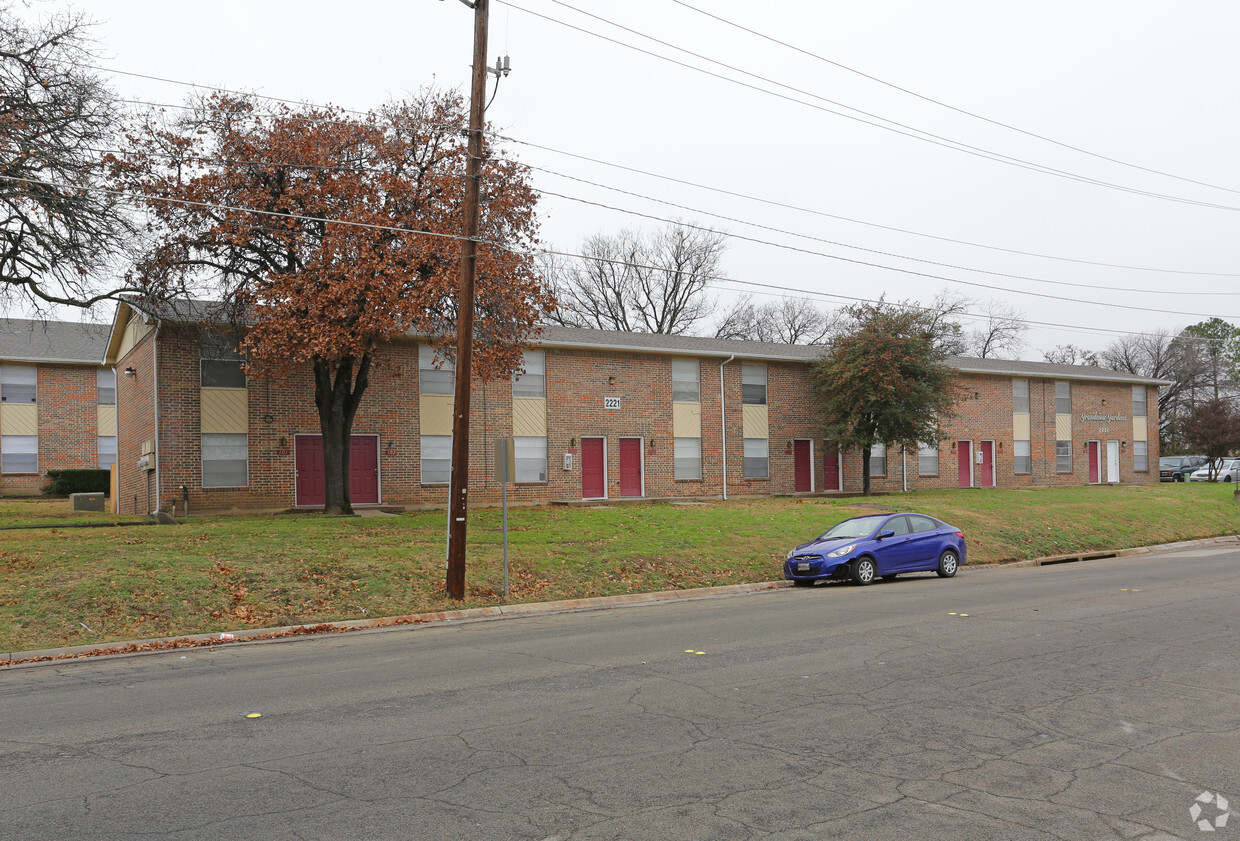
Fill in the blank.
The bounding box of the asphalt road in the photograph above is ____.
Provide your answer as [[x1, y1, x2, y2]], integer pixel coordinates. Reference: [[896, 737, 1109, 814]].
[[4, 544, 1240, 840]]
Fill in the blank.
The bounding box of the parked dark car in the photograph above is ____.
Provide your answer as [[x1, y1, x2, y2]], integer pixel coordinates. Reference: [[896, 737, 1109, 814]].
[[784, 512, 966, 586], [1160, 456, 1208, 482]]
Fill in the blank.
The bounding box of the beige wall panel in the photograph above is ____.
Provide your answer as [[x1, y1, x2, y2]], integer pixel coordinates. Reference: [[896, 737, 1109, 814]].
[[512, 397, 547, 437], [673, 402, 702, 438], [420, 394, 454, 435], [1012, 413, 1030, 440], [1132, 417, 1147, 442], [97, 404, 117, 436], [742, 404, 769, 439], [0, 403, 38, 436], [1055, 413, 1072, 441], [117, 318, 152, 360], [201, 387, 249, 434]]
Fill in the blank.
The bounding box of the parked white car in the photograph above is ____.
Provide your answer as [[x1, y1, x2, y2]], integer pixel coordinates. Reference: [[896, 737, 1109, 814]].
[[1188, 458, 1240, 482]]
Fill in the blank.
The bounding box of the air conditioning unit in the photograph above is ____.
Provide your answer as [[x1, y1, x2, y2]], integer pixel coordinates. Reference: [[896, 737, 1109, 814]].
[[136, 456, 149, 469]]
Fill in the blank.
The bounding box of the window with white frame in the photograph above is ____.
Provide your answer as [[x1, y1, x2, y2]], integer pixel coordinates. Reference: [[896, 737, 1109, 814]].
[[0, 365, 36, 403], [917, 442, 938, 476], [1014, 440, 1031, 474], [1134, 440, 1148, 472], [419, 345, 455, 395], [201, 433, 248, 487], [870, 443, 887, 477], [1132, 385, 1147, 418], [674, 437, 702, 480], [1054, 381, 1071, 414], [97, 369, 116, 405], [199, 334, 245, 388], [514, 435, 547, 482], [741, 364, 767, 405], [1012, 379, 1029, 414], [98, 436, 118, 470], [743, 438, 768, 478], [421, 434, 452, 484], [512, 351, 545, 398], [1, 435, 37, 473], [672, 359, 700, 402], [1056, 440, 1072, 473]]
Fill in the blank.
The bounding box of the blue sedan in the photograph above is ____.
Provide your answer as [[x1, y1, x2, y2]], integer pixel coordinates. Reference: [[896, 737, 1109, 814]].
[[784, 512, 967, 586]]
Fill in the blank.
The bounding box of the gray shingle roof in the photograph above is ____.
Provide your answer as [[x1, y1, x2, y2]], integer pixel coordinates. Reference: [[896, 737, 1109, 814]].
[[0, 319, 110, 365]]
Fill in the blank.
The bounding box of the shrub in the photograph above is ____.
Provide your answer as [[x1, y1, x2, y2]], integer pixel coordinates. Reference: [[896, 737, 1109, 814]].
[[43, 469, 111, 497]]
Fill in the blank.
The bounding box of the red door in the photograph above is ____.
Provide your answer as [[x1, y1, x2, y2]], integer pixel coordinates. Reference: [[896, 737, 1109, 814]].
[[350, 436, 379, 503], [794, 440, 812, 492], [619, 438, 642, 497], [295, 435, 326, 506], [823, 442, 840, 491], [979, 441, 995, 488], [957, 441, 972, 488], [1088, 441, 1100, 483], [295, 435, 379, 506], [582, 437, 605, 498]]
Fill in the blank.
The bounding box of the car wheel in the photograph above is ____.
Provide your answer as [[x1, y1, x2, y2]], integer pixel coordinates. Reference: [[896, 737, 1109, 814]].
[[1226, 476, 1234, 483], [1175, 473, 1184, 482], [881, 574, 898, 581], [792, 579, 816, 587], [937, 550, 959, 578], [851, 557, 877, 586]]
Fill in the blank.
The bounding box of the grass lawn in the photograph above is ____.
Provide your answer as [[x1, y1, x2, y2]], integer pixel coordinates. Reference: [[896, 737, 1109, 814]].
[[1, 484, 1237, 653]]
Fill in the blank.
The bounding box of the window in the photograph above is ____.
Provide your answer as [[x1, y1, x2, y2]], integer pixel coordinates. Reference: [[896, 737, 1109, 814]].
[[514, 435, 547, 482], [201, 433, 248, 487], [1055, 381, 1071, 414], [674, 437, 702, 480], [199, 334, 245, 388], [908, 515, 938, 533], [1012, 379, 1029, 414], [885, 516, 911, 536], [1014, 440, 1031, 474], [97, 369, 116, 405], [419, 345, 455, 395], [98, 436, 117, 470], [1132, 385, 1147, 418], [743, 438, 768, 478], [672, 359, 700, 402], [512, 351, 545, 398], [870, 443, 887, 477], [1056, 440, 1072, 473], [1134, 440, 1148, 472], [917, 442, 938, 476], [741, 364, 767, 405], [1, 435, 37, 473], [0, 365, 36, 403], [421, 434, 452, 484]]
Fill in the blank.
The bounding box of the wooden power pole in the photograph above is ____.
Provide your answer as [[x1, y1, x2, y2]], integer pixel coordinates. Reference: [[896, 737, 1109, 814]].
[[446, 0, 490, 600]]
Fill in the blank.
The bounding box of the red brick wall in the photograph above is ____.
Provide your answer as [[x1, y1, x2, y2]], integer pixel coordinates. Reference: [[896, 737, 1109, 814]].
[[116, 330, 158, 514], [0, 363, 102, 496]]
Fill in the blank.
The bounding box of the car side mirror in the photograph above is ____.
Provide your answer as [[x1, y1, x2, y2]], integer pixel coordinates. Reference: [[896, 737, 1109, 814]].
[[878, 530, 895, 540]]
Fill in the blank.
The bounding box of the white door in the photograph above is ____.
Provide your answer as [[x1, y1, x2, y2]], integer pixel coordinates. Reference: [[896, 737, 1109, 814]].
[[1106, 440, 1120, 483]]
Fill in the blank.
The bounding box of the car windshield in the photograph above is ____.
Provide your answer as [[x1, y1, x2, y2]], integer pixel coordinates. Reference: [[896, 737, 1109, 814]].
[[1159, 458, 1180, 467], [819, 515, 886, 540]]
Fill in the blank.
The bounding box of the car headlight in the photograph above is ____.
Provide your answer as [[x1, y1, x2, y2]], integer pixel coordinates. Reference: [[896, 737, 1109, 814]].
[[787, 549, 795, 560], [827, 544, 856, 558]]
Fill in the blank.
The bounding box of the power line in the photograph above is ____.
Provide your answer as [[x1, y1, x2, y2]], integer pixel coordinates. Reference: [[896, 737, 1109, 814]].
[[670, 0, 1240, 198], [504, 1, 1240, 213]]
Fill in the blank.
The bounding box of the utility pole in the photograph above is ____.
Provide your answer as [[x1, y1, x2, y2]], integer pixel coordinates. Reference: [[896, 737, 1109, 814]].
[[445, 0, 490, 600]]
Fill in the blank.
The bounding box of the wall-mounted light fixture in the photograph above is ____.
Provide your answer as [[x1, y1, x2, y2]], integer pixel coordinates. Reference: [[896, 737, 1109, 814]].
[[385, 440, 394, 450], [786, 440, 793, 450], [607, 376, 616, 385], [1083, 442, 1090, 451], [950, 441, 957, 452], [278, 436, 288, 448], [1121, 441, 1128, 451], [569, 438, 577, 448], [1101, 398, 1107, 405], [997, 441, 1004, 451], [974, 392, 981, 399], [123, 367, 136, 378], [648, 438, 656, 451]]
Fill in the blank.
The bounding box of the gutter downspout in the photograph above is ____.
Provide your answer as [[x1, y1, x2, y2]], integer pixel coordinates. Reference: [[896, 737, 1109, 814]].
[[719, 355, 734, 500], [152, 320, 162, 514], [902, 445, 908, 493]]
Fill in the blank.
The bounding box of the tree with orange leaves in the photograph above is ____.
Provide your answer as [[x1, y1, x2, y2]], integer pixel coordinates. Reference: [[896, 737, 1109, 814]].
[[114, 91, 551, 514]]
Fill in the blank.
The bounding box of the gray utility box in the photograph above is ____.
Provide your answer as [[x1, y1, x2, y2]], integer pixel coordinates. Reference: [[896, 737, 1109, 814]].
[[70, 492, 106, 512]]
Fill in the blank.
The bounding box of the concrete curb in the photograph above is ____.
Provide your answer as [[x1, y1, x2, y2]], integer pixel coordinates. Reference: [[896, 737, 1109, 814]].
[[5, 534, 1238, 668]]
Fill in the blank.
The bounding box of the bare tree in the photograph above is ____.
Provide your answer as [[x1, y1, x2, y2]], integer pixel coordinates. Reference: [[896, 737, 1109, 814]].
[[1043, 344, 1101, 366], [964, 299, 1027, 359], [712, 295, 835, 344], [0, 3, 135, 312], [905, 289, 971, 356], [545, 222, 725, 334], [1099, 328, 1207, 451]]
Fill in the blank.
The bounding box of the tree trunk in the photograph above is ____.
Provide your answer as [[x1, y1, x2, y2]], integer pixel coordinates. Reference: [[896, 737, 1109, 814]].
[[861, 443, 872, 496], [313, 353, 372, 515]]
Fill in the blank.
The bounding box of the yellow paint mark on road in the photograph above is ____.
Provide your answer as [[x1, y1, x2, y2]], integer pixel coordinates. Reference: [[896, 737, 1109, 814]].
[[246, 713, 262, 719]]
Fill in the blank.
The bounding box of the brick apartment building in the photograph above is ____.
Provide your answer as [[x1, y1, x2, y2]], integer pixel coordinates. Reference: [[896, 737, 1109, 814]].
[[0, 319, 115, 496], [102, 302, 1165, 515]]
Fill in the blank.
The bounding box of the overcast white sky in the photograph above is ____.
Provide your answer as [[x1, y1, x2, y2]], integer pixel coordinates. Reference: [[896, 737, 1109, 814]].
[[31, 0, 1240, 356]]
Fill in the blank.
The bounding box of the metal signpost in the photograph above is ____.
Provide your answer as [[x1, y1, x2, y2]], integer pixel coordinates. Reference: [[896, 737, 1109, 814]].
[[495, 437, 515, 596]]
